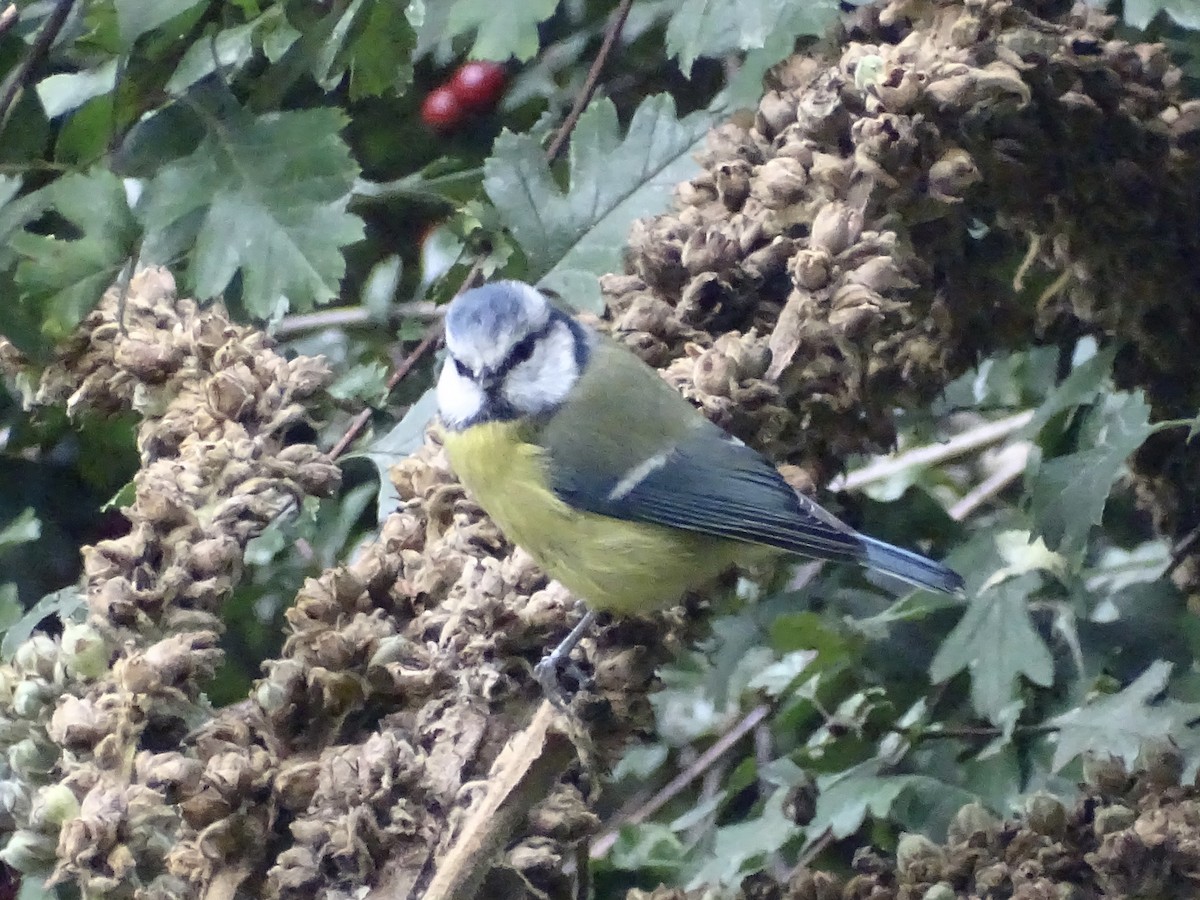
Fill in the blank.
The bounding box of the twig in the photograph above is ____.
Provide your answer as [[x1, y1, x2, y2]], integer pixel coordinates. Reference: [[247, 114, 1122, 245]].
[[828, 410, 1034, 493], [1166, 521, 1200, 578], [404, 703, 576, 900], [590, 703, 770, 859], [327, 320, 443, 460], [0, 0, 75, 131], [544, 0, 634, 163], [922, 723, 1059, 740], [274, 302, 443, 338], [0, 6, 18, 39], [947, 443, 1030, 521], [792, 828, 834, 872]]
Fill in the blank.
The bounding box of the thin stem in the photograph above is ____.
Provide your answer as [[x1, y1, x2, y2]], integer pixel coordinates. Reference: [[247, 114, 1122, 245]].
[[274, 302, 443, 338], [545, 0, 634, 163], [947, 444, 1029, 521], [0, 0, 75, 131], [589, 703, 770, 859], [0, 6, 18, 39], [327, 321, 443, 460], [828, 410, 1034, 493]]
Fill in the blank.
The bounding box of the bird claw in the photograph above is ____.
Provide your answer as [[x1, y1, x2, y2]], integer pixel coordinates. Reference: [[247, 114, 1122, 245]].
[[534, 650, 588, 710]]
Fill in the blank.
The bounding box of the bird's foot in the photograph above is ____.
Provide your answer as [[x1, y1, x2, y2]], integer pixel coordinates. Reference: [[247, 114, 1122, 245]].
[[535, 608, 598, 709], [534, 651, 589, 709]]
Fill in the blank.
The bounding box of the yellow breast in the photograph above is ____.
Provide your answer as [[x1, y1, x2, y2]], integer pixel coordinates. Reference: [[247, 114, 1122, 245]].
[[442, 422, 741, 613]]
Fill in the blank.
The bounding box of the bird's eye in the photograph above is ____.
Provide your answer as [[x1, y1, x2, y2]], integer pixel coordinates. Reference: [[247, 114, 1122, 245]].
[[508, 333, 538, 368], [452, 356, 472, 379]]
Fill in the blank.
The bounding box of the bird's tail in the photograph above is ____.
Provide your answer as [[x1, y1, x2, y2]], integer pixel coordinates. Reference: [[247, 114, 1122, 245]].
[[859, 534, 965, 596]]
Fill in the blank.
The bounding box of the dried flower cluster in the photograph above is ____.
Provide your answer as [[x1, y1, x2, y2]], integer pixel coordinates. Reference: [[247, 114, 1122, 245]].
[[604, 0, 1200, 586], [2, 0, 1200, 895], [0, 268, 338, 896], [252, 440, 688, 898], [626, 744, 1200, 899]]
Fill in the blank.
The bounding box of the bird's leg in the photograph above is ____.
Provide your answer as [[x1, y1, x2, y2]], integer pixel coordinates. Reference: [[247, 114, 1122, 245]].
[[534, 607, 597, 707]]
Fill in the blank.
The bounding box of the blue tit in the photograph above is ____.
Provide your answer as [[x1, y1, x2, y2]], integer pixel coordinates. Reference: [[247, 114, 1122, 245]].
[[436, 280, 964, 683]]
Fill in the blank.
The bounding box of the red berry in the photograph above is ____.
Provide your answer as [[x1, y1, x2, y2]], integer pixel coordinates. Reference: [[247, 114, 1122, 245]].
[[421, 85, 464, 132], [449, 61, 507, 113]]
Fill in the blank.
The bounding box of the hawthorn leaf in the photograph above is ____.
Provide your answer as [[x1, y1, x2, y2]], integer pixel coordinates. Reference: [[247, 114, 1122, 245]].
[[114, 0, 205, 44], [137, 106, 364, 318], [36, 61, 118, 119], [446, 0, 556, 61], [2, 586, 86, 659], [0, 510, 39, 548], [806, 759, 926, 841], [1124, 0, 1200, 28], [309, 0, 416, 98], [666, 0, 840, 77], [930, 575, 1053, 724], [346, 0, 417, 99], [1026, 391, 1154, 561], [166, 21, 258, 94], [9, 169, 139, 349], [1050, 661, 1200, 771], [1022, 341, 1117, 437], [484, 95, 713, 311], [689, 791, 798, 887]]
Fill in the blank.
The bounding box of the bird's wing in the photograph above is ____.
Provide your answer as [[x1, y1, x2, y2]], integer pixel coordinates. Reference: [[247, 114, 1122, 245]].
[[546, 419, 866, 563]]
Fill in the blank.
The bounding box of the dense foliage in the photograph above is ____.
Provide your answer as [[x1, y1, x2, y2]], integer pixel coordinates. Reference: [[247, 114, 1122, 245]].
[[2, 0, 1200, 897]]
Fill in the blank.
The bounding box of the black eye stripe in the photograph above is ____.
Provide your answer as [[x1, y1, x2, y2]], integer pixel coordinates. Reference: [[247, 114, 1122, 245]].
[[495, 320, 554, 378], [452, 356, 472, 378], [509, 333, 538, 365]]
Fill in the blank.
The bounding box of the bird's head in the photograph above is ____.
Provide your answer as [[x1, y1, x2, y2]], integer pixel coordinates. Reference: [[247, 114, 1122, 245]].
[[438, 280, 591, 429]]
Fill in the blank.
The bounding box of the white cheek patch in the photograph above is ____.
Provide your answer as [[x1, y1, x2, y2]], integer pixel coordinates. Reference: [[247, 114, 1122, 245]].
[[436, 361, 486, 428], [502, 323, 578, 414]]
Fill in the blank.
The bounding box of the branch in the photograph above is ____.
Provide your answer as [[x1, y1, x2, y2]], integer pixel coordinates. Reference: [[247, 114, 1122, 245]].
[[327, 319, 443, 460], [828, 411, 1034, 494], [590, 704, 770, 859], [0, 0, 75, 131], [544, 0, 634, 163]]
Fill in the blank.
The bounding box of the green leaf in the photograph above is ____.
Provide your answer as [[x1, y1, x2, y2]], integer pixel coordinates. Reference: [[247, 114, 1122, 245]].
[[35, 61, 119, 119], [9, 169, 139, 349], [1022, 340, 1117, 437], [1, 586, 86, 659], [1050, 661, 1200, 771], [115, 0, 206, 44], [690, 791, 798, 886], [328, 361, 390, 405], [1026, 391, 1155, 561], [930, 575, 1053, 724], [345, 0, 417, 100], [806, 759, 926, 840], [166, 22, 258, 94], [445, 0, 556, 61], [1124, 0, 1200, 28], [666, 0, 840, 77], [138, 105, 364, 318], [0, 510, 40, 547], [484, 95, 713, 311], [356, 387, 439, 523]]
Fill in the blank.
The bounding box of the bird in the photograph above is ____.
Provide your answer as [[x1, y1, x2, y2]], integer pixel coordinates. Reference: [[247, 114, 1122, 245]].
[[436, 280, 964, 695]]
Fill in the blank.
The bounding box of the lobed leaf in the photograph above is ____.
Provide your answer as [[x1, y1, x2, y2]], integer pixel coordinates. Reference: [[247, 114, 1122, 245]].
[[484, 95, 713, 311], [930, 574, 1053, 724], [137, 105, 364, 318], [1025, 391, 1155, 562], [666, 0, 840, 76], [1050, 661, 1200, 771]]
